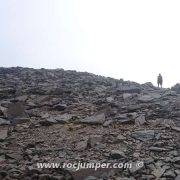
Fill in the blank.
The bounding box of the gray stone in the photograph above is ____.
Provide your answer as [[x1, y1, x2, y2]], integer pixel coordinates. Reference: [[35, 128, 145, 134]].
[[138, 93, 161, 103], [0, 129, 8, 140], [75, 140, 88, 151], [106, 96, 114, 103], [175, 169, 180, 175], [152, 166, 167, 178], [149, 147, 168, 152], [174, 111, 180, 117], [172, 126, 180, 132], [53, 103, 67, 111], [129, 161, 144, 174], [116, 134, 126, 141], [163, 169, 176, 178], [84, 176, 97, 180], [172, 157, 180, 164], [103, 120, 113, 127], [116, 178, 135, 180], [110, 150, 126, 159], [80, 113, 105, 125], [0, 106, 7, 117], [88, 135, 103, 147], [115, 114, 127, 120], [123, 93, 133, 101], [138, 95, 154, 102], [135, 115, 146, 126], [0, 155, 5, 163], [11, 117, 30, 125], [117, 86, 141, 94], [115, 114, 134, 124], [0, 118, 10, 125], [131, 130, 155, 142], [144, 157, 155, 165], [39, 117, 57, 126], [141, 175, 155, 180], [54, 114, 73, 123], [38, 174, 64, 180], [175, 175, 180, 180], [175, 99, 180, 110]]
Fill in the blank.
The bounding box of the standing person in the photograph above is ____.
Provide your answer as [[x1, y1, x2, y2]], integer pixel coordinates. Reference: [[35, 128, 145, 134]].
[[157, 73, 163, 88]]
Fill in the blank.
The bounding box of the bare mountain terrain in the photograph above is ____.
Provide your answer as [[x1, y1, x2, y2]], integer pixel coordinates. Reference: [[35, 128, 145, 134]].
[[0, 67, 180, 180]]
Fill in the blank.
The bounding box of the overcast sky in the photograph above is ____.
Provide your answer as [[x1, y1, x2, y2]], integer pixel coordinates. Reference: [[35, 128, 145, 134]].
[[0, 0, 180, 87]]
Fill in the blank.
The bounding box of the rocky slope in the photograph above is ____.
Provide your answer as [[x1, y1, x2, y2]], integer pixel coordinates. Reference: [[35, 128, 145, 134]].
[[0, 67, 180, 180]]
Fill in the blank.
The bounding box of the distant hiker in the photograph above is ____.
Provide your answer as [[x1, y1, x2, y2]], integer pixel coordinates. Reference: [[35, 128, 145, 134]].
[[157, 73, 163, 88]]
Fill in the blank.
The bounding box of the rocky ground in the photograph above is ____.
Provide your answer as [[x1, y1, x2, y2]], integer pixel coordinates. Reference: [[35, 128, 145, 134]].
[[0, 67, 180, 180]]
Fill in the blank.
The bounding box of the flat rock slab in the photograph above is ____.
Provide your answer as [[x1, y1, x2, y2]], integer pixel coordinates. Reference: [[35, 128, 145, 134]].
[[172, 126, 180, 132], [55, 114, 73, 123], [39, 118, 57, 126], [138, 94, 161, 103], [131, 130, 155, 142], [80, 113, 105, 125], [117, 86, 141, 94], [0, 118, 10, 126], [115, 113, 136, 124], [39, 114, 74, 126], [149, 147, 169, 152], [12, 117, 30, 125]]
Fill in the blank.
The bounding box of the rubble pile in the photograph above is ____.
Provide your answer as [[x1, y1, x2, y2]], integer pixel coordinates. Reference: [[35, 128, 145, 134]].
[[0, 67, 180, 180]]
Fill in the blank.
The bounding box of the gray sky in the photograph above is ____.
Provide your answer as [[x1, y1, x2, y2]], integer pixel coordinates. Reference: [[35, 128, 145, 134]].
[[0, 0, 180, 87]]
